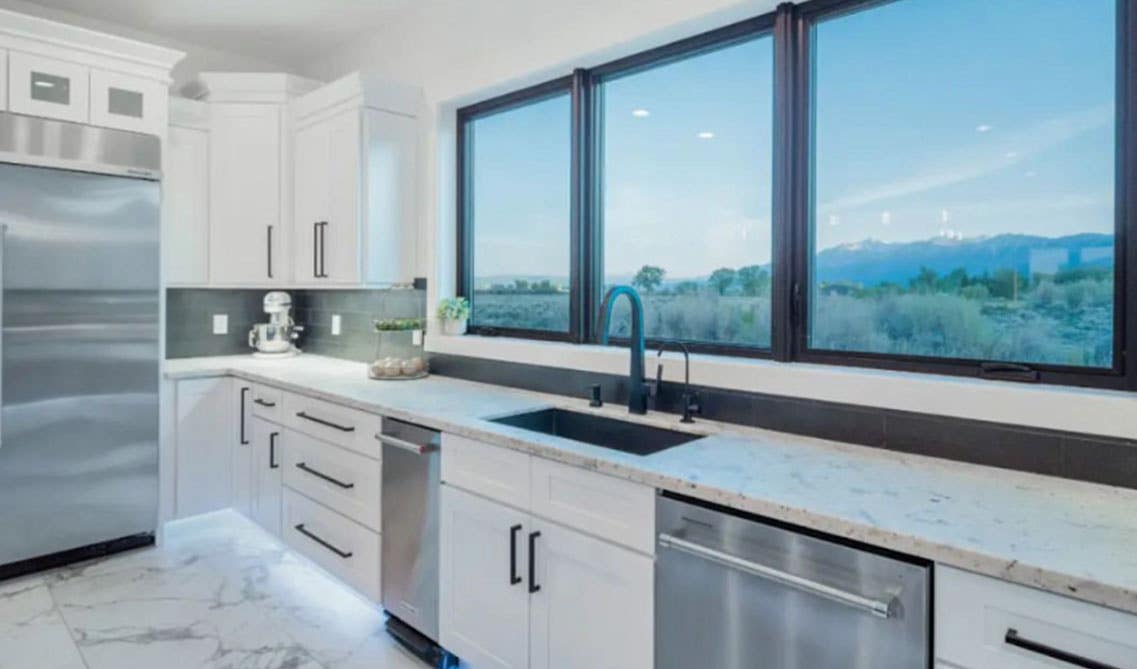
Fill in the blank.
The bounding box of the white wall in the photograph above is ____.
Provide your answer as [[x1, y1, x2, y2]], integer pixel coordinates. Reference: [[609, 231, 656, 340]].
[[0, 0, 287, 93], [302, 0, 1137, 439]]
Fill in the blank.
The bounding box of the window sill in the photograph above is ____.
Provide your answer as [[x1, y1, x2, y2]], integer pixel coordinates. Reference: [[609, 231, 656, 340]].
[[426, 332, 1137, 439]]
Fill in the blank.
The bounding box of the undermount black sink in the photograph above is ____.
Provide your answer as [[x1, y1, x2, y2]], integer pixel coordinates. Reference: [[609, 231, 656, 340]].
[[490, 407, 699, 456]]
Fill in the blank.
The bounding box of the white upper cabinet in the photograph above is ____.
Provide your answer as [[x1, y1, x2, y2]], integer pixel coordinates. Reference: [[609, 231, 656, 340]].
[[0, 9, 182, 132], [291, 72, 420, 287], [90, 69, 167, 135], [164, 98, 210, 285], [7, 51, 89, 123], [197, 72, 321, 287], [208, 103, 283, 285]]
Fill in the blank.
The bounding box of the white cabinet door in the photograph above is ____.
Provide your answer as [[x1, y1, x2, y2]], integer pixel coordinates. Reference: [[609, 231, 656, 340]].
[[292, 118, 330, 283], [7, 51, 89, 124], [163, 124, 209, 285], [230, 383, 255, 517], [209, 103, 282, 285], [251, 417, 283, 536], [440, 485, 530, 669], [529, 519, 653, 669], [174, 378, 233, 518], [323, 108, 362, 284], [89, 69, 165, 135], [361, 108, 416, 285]]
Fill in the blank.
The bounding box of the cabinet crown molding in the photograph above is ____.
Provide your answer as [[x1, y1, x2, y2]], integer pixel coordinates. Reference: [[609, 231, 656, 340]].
[[292, 71, 422, 121], [196, 72, 324, 104], [0, 8, 183, 83]]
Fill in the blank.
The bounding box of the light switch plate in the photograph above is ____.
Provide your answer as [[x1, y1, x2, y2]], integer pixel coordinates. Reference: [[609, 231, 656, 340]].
[[212, 314, 228, 335], [331, 314, 342, 336]]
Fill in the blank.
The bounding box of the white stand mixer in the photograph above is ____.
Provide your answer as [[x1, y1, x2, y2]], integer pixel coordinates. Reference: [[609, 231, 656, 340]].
[[249, 291, 303, 359]]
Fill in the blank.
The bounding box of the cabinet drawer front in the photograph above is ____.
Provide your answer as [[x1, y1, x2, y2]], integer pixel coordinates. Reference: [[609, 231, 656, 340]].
[[530, 457, 654, 555], [283, 429, 381, 531], [282, 488, 381, 602], [283, 392, 382, 458], [8, 51, 89, 123], [936, 566, 1137, 669], [89, 69, 165, 135], [441, 433, 530, 509], [251, 384, 284, 422]]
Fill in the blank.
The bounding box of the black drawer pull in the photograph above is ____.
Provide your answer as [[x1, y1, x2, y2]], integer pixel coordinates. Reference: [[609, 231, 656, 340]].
[[296, 462, 355, 489], [1005, 629, 1119, 669], [254, 398, 276, 408], [509, 524, 522, 586], [295, 411, 355, 432], [294, 523, 353, 559], [269, 432, 280, 469], [528, 530, 541, 594], [239, 387, 250, 445]]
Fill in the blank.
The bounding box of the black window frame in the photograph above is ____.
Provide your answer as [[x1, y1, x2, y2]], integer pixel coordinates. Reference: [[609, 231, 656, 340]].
[[456, 0, 1137, 390]]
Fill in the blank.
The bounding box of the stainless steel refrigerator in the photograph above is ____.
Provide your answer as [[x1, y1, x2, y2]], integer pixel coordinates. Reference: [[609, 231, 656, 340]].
[[0, 111, 161, 577]]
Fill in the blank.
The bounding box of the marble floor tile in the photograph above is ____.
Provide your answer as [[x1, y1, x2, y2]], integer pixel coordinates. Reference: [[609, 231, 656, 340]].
[[0, 510, 426, 669]]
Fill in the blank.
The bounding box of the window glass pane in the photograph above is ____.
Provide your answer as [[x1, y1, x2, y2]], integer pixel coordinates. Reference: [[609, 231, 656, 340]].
[[468, 93, 572, 332], [811, 0, 1116, 367], [601, 35, 774, 347]]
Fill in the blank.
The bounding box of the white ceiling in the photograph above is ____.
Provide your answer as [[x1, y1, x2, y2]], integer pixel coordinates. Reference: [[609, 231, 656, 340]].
[[22, 0, 412, 70]]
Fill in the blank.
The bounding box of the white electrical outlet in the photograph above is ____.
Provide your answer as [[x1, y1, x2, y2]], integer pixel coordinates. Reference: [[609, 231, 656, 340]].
[[331, 314, 342, 336], [212, 314, 228, 335]]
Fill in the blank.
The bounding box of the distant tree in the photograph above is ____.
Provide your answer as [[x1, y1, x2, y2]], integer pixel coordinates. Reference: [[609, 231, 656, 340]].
[[737, 265, 771, 296], [708, 268, 737, 295], [675, 281, 700, 296], [909, 266, 939, 293], [513, 279, 529, 292], [633, 265, 666, 293]]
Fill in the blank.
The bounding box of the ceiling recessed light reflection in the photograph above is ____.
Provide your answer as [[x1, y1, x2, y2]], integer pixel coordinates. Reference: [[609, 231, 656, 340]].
[[697, 131, 715, 140], [975, 124, 993, 133], [631, 109, 650, 118]]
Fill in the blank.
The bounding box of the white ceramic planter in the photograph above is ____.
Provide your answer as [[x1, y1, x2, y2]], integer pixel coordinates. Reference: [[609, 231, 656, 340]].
[[441, 318, 468, 336]]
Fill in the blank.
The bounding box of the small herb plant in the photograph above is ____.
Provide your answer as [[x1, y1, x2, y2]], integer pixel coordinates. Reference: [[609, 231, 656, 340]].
[[374, 317, 426, 332], [436, 297, 470, 321]]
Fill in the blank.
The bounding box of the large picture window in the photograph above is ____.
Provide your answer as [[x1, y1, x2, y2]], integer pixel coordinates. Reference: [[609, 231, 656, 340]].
[[809, 0, 1117, 369], [456, 0, 1134, 388], [459, 84, 573, 336], [600, 35, 774, 348]]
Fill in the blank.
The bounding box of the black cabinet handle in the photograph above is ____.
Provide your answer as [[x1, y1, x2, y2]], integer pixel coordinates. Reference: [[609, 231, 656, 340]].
[[294, 523, 352, 559], [295, 411, 355, 432], [313, 222, 320, 278], [269, 432, 279, 469], [267, 225, 273, 278], [509, 524, 522, 586], [1004, 629, 1119, 669], [253, 398, 276, 408], [296, 462, 354, 489], [317, 221, 329, 278], [239, 387, 250, 445], [528, 530, 541, 593]]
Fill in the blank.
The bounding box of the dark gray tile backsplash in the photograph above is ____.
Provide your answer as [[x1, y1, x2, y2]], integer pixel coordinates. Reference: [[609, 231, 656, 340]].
[[166, 288, 426, 362]]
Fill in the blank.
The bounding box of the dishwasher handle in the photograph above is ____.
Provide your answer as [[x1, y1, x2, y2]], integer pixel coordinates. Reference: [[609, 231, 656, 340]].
[[374, 433, 438, 454], [659, 532, 897, 619]]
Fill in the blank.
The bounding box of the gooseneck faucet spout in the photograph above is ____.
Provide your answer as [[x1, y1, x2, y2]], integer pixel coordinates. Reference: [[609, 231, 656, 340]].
[[598, 285, 649, 415]]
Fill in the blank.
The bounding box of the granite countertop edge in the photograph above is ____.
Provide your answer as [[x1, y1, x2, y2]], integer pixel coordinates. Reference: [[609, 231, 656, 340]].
[[164, 355, 1137, 616]]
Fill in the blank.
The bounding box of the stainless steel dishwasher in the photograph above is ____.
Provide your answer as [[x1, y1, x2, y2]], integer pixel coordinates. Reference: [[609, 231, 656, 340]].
[[377, 418, 456, 668], [656, 493, 931, 669]]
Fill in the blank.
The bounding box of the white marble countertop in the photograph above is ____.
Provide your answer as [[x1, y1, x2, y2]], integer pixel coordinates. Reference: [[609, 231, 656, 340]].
[[165, 354, 1137, 615]]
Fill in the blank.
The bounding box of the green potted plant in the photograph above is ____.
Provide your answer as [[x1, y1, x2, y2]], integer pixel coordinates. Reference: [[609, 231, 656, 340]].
[[437, 297, 470, 336]]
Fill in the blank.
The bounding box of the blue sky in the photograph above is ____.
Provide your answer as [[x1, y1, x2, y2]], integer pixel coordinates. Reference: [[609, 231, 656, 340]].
[[471, 0, 1115, 284]]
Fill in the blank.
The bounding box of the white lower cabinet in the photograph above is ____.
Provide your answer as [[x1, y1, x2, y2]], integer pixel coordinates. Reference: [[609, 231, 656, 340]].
[[440, 481, 653, 669], [441, 485, 531, 669], [174, 377, 233, 518], [230, 382, 255, 516], [250, 416, 283, 536], [936, 565, 1137, 669], [283, 487, 381, 601], [528, 518, 653, 669]]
